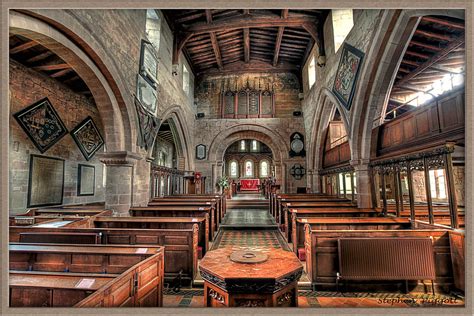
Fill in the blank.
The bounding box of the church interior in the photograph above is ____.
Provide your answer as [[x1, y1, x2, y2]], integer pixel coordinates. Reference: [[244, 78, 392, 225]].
[[6, 7, 468, 310]]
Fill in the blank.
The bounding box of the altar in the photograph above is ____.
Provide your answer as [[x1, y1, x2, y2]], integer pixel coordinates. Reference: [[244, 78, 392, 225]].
[[240, 179, 260, 191]]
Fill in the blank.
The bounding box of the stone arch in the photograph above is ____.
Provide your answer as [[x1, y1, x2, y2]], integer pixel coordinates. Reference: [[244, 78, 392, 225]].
[[158, 105, 194, 171], [207, 124, 289, 192], [10, 10, 139, 153]]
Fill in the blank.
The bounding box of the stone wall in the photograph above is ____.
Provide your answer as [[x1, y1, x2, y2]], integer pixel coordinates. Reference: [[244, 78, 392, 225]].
[[9, 60, 105, 214]]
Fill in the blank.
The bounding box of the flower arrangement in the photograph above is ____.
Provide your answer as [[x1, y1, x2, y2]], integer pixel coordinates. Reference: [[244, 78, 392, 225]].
[[216, 176, 230, 189]]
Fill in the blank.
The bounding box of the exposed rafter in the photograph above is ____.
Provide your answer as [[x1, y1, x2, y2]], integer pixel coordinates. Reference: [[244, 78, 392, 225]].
[[243, 28, 250, 63], [10, 40, 39, 54], [205, 10, 223, 70]]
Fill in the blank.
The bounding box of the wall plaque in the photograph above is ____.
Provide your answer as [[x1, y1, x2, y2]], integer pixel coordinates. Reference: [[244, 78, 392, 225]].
[[136, 74, 157, 115], [139, 39, 158, 86], [28, 154, 65, 207], [13, 98, 68, 153], [135, 97, 160, 151], [290, 164, 306, 180], [333, 43, 365, 111], [77, 164, 95, 196], [71, 116, 104, 161], [196, 144, 206, 160]]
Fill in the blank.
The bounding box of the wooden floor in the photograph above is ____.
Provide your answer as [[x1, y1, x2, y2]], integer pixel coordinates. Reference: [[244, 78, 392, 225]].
[[163, 194, 465, 308]]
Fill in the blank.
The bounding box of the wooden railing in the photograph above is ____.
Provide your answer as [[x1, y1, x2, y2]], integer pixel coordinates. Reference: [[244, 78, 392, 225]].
[[323, 141, 351, 168]]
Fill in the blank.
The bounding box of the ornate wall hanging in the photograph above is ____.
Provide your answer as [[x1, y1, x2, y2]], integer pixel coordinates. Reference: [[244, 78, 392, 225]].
[[289, 132, 306, 157], [70, 116, 104, 161], [28, 154, 65, 207], [196, 144, 206, 160], [135, 98, 161, 151], [13, 98, 68, 153], [290, 164, 306, 180], [332, 43, 365, 111]]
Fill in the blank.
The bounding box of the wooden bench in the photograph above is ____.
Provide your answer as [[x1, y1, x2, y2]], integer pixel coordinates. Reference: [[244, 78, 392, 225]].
[[19, 209, 112, 217], [9, 216, 89, 227], [283, 208, 377, 240], [130, 206, 216, 239], [10, 248, 164, 307], [163, 194, 226, 218], [291, 217, 412, 257], [303, 227, 455, 292], [19, 231, 102, 244], [10, 225, 199, 285], [150, 198, 220, 222], [10, 243, 162, 274], [278, 201, 356, 224], [270, 193, 345, 217], [337, 237, 436, 294], [91, 216, 209, 256]]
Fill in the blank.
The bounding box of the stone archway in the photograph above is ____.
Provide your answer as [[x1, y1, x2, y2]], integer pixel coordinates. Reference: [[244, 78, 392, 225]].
[[207, 125, 289, 192], [307, 88, 351, 192], [9, 11, 139, 214]]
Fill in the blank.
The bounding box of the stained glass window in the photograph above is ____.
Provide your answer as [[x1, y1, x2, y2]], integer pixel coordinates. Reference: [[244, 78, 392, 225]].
[[240, 140, 246, 151], [260, 160, 269, 177], [245, 161, 253, 177], [230, 161, 238, 177], [251, 140, 257, 151]]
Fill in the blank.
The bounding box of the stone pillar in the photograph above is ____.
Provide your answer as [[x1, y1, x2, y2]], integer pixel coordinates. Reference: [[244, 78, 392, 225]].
[[98, 151, 142, 216], [308, 169, 320, 193], [351, 159, 372, 208]]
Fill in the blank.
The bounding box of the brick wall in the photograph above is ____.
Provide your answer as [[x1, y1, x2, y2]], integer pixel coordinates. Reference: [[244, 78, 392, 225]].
[[9, 60, 105, 214]]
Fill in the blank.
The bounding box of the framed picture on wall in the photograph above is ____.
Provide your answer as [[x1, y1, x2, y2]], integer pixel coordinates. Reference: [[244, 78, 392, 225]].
[[332, 43, 365, 111], [77, 164, 95, 196], [27, 154, 65, 207], [71, 116, 105, 161], [139, 39, 158, 86], [196, 144, 206, 160], [13, 97, 68, 153]]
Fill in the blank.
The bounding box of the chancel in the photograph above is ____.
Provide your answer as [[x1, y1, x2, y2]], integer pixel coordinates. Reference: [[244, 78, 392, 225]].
[[6, 6, 467, 310]]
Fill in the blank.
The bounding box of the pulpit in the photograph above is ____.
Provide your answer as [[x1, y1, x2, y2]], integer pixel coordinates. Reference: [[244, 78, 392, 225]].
[[199, 248, 303, 307]]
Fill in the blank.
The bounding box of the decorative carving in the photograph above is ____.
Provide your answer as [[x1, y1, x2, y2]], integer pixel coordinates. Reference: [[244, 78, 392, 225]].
[[277, 291, 293, 306], [208, 288, 225, 305], [13, 98, 68, 153], [319, 165, 354, 176], [290, 164, 306, 180], [70, 116, 104, 160], [235, 299, 265, 307]]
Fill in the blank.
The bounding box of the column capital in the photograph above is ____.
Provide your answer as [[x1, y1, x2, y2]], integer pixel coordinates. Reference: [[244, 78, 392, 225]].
[[97, 151, 143, 166], [350, 158, 370, 168]]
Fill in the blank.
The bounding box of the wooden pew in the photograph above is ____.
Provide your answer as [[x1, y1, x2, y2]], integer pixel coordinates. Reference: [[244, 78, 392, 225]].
[[148, 199, 219, 225], [10, 243, 162, 274], [270, 193, 344, 218], [9, 225, 198, 285], [279, 201, 356, 225], [283, 207, 377, 240], [18, 231, 102, 244], [448, 231, 465, 292], [9, 216, 89, 227], [18, 209, 112, 217], [91, 216, 210, 256], [162, 194, 226, 220], [10, 248, 164, 307], [291, 217, 412, 256], [130, 206, 216, 239], [303, 226, 456, 292]]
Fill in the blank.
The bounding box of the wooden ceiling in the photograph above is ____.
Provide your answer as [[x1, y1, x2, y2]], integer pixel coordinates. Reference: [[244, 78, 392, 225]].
[[9, 34, 94, 104], [387, 15, 465, 117], [156, 119, 175, 145], [162, 9, 329, 77]]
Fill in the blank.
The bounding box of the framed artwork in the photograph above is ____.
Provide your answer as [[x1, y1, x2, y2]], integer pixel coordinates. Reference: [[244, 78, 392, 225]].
[[196, 144, 206, 160], [77, 164, 95, 196], [332, 43, 365, 111], [135, 97, 161, 151], [13, 98, 68, 153], [28, 154, 65, 207], [71, 116, 104, 161], [139, 39, 158, 86], [136, 74, 158, 115]]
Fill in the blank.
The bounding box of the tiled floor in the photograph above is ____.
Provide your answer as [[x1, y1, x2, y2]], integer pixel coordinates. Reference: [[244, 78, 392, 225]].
[[164, 288, 464, 308], [221, 209, 275, 226]]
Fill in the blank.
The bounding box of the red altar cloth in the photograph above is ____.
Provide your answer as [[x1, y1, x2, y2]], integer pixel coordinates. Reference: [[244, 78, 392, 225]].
[[240, 179, 260, 191]]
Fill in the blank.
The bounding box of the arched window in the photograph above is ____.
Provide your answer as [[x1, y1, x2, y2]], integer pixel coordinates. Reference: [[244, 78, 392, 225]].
[[230, 161, 238, 178], [245, 160, 253, 177], [251, 140, 258, 151], [146, 9, 161, 51], [260, 160, 269, 177], [240, 140, 246, 151]]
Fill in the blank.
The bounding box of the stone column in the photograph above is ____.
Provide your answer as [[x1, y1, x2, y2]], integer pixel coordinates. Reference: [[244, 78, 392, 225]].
[[351, 159, 372, 208], [308, 169, 321, 193], [98, 151, 142, 216]]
